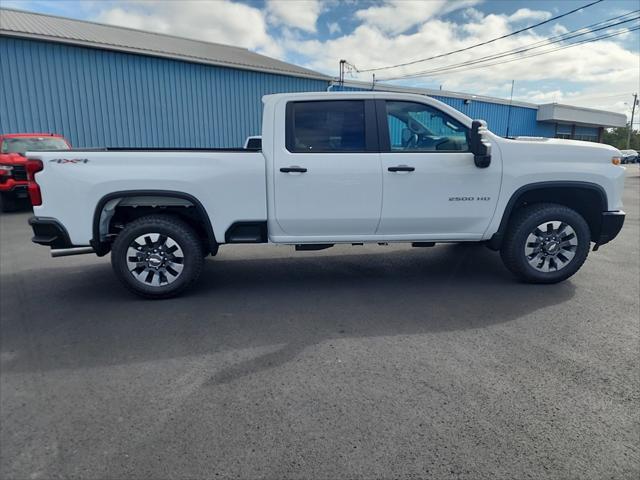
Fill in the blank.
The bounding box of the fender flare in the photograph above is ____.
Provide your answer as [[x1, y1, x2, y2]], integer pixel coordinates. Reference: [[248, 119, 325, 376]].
[[91, 190, 217, 256], [488, 181, 608, 250]]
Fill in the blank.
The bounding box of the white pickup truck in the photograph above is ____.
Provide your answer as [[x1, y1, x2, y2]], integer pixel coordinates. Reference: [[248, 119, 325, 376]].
[[26, 92, 626, 298]]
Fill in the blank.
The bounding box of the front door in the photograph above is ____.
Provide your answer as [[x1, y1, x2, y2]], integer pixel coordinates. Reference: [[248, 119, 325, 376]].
[[377, 100, 501, 238], [273, 99, 382, 237]]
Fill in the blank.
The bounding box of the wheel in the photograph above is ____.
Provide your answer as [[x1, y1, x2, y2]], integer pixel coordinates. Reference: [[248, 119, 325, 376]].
[[111, 215, 204, 298], [0, 192, 18, 212], [500, 203, 590, 284]]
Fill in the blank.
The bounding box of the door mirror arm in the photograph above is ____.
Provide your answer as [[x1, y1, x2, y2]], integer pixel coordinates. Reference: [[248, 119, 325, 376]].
[[470, 120, 492, 168]]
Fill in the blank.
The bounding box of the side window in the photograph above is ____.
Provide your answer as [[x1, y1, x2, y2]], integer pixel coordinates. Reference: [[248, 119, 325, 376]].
[[385, 101, 469, 152], [287, 100, 366, 153]]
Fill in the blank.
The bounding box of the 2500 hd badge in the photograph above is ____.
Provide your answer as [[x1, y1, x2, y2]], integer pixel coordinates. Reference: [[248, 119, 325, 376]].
[[449, 196, 491, 201]]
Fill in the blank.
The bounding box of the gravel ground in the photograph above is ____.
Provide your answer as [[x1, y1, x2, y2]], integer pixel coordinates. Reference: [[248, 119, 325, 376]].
[[1, 167, 638, 479]]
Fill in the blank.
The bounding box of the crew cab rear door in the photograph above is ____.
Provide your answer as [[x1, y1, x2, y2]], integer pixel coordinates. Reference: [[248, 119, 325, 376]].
[[271, 99, 382, 237], [376, 99, 501, 238]]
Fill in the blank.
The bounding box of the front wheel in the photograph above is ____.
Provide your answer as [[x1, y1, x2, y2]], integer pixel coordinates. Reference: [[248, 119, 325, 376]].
[[500, 203, 591, 284], [111, 215, 204, 298]]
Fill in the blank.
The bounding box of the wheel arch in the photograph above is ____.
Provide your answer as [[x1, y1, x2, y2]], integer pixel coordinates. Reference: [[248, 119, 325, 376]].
[[91, 190, 217, 256], [488, 181, 607, 250]]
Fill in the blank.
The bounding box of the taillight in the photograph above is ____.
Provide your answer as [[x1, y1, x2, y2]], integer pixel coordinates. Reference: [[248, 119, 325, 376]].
[[26, 159, 44, 206]]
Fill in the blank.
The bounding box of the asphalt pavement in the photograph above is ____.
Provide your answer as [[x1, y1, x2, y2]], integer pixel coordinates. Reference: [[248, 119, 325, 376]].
[[1, 168, 638, 479]]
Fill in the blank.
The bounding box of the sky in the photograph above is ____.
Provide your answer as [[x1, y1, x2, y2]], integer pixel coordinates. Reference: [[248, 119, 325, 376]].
[[3, 0, 640, 120]]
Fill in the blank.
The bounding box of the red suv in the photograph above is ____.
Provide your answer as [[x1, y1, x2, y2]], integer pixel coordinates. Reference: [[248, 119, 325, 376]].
[[0, 133, 71, 211]]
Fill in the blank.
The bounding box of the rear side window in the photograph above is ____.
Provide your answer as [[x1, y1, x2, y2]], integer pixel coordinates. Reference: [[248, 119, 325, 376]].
[[286, 100, 367, 153]]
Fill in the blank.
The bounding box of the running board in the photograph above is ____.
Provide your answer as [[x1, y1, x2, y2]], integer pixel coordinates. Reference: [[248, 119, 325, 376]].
[[51, 247, 95, 257], [295, 244, 334, 251]]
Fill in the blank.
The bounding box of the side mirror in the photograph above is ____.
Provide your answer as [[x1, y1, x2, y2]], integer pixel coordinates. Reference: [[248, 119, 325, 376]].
[[470, 120, 491, 168]]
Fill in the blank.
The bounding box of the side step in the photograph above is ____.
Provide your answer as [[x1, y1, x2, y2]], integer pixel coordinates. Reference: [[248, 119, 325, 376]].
[[411, 242, 435, 248], [295, 244, 334, 251]]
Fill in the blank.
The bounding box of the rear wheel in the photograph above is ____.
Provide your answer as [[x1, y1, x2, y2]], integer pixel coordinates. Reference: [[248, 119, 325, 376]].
[[500, 203, 590, 284], [111, 215, 204, 298]]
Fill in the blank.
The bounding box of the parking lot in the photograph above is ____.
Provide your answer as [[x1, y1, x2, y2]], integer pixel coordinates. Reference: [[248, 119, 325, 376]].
[[0, 168, 638, 479]]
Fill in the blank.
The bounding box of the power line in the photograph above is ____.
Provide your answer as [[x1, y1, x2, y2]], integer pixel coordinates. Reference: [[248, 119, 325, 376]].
[[378, 24, 640, 81], [378, 12, 639, 81], [380, 25, 640, 80], [356, 0, 604, 73]]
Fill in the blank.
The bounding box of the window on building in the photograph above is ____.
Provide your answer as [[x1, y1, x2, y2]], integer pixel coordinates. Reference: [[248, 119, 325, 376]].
[[287, 100, 366, 153], [574, 134, 598, 142], [555, 123, 573, 140]]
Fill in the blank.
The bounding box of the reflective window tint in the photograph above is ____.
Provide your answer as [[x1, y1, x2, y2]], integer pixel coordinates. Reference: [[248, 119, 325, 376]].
[[385, 101, 469, 152], [289, 101, 366, 152]]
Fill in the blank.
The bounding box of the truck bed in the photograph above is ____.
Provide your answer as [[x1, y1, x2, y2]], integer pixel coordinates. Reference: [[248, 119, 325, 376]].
[[28, 149, 268, 246]]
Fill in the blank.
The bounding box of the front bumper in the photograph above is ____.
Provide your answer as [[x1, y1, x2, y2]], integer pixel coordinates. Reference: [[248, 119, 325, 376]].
[[28, 217, 73, 249], [594, 210, 625, 249], [0, 179, 28, 195]]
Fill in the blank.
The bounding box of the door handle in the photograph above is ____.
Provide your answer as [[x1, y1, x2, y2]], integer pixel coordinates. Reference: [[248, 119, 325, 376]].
[[388, 165, 415, 172], [280, 166, 308, 173]]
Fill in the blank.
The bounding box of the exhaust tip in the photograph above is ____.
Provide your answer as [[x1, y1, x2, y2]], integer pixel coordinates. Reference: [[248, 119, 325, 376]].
[[51, 247, 95, 258]]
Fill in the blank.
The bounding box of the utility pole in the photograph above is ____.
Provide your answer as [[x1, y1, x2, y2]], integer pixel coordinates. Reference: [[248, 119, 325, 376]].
[[626, 92, 638, 149], [505, 80, 515, 138]]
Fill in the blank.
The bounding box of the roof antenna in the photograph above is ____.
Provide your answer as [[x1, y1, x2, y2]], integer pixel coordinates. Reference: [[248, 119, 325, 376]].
[[505, 80, 515, 138]]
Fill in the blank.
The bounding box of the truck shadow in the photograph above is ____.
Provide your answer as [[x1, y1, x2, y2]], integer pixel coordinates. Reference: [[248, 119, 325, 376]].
[[1, 245, 576, 379]]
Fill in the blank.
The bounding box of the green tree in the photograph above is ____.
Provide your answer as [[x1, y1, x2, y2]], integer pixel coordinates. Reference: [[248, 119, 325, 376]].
[[602, 124, 640, 150]]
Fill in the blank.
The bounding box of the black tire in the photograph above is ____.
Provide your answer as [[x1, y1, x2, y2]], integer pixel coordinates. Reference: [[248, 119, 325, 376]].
[[0, 192, 18, 213], [500, 203, 590, 284], [111, 215, 204, 299]]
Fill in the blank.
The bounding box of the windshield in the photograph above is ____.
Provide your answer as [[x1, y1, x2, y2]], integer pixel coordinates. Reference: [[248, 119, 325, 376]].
[[1, 137, 69, 155]]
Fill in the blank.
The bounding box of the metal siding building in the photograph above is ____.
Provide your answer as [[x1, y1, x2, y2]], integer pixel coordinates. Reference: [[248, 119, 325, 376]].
[[0, 9, 626, 148], [0, 8, 331, 148], [0, 37, 328, 147], [429, 95, 557, 138]]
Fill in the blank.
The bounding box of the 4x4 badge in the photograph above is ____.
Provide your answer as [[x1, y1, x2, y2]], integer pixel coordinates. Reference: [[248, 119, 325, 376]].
[[49, 158, 89, 164]]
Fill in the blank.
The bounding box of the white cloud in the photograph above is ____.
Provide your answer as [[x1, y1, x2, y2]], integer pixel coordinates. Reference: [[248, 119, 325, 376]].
[[551, 23, 569, 36], [355, 0, 481, 35], [266, 0, 322, 33], [462, 8, 485, 23], [327, 21, 341, 35], [95, 1, 282, 56], [518, 89, 565, 103], [507, 8, 552, 23]]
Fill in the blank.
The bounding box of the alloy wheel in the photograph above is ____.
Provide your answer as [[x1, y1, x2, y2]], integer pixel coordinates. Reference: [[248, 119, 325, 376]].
[[126, 233, 185, 286], [524, 221, 578, 273]]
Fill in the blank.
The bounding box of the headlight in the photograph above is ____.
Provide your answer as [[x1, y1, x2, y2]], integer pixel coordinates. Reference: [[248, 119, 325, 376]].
[[611, 156, 622, 165]]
